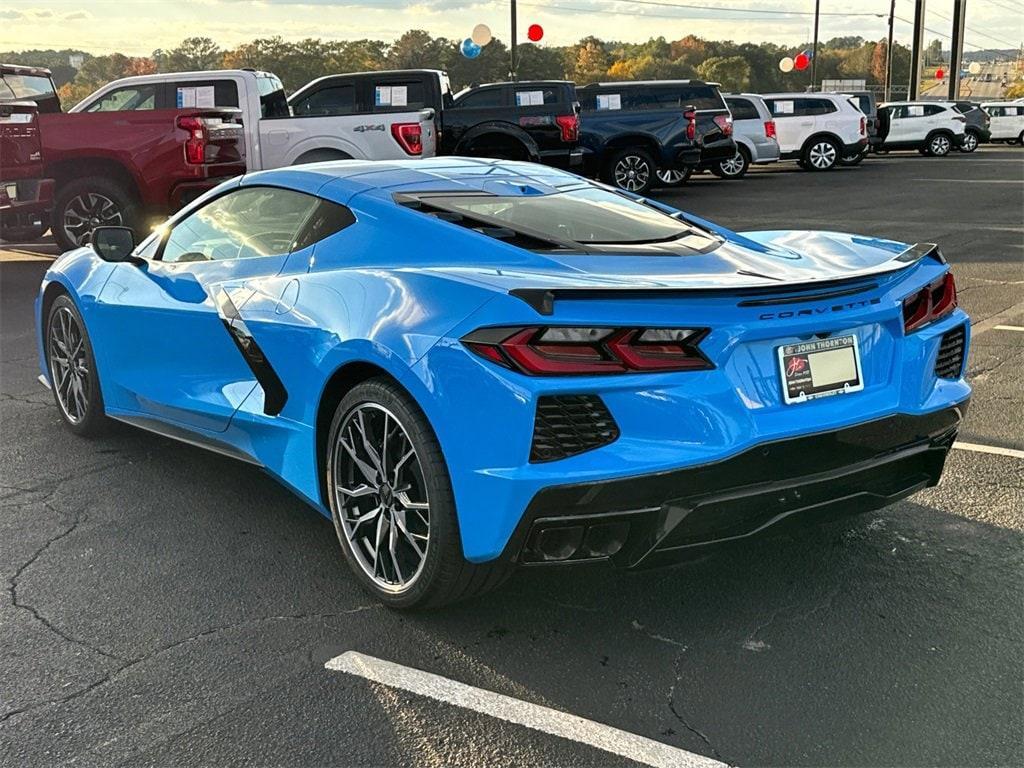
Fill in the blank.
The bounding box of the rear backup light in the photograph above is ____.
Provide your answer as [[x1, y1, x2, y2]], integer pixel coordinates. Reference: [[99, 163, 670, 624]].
[[555, 114, 579, 142], [765, 119, 777, 139], [391, 122, 422, 155], [713, 113, 733, 137], [177, 115, 207, 164], [462, 326, 712, 375], [684, 109, 697, 141], [902, 272, 958, 333]]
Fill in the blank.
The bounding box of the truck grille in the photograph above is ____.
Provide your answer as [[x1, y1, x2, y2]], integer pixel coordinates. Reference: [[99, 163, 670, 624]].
[[935, 324, 966, 379], [530, 395, 619, 463]]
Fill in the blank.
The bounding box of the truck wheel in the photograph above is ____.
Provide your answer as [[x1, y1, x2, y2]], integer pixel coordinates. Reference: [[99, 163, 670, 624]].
[[604, 148, 656, 194], [655, 167, 692, 187], [52, 178, 139, 251]]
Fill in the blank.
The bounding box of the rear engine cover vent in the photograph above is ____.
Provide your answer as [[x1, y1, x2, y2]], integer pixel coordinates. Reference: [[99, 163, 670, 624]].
[[530, 395, 619, 463], [935, 324, 966, 379]]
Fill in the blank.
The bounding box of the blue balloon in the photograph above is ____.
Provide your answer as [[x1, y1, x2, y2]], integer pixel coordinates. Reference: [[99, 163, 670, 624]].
[[461, 38, 481, 59]]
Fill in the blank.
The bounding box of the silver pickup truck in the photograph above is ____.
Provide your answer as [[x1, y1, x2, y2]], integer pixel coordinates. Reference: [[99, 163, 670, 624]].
[[70, 69, 437, 169]]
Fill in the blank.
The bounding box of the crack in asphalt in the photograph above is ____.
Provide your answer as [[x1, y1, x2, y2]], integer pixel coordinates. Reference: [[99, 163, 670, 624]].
[[667, 654, 727, 764], [0, 607, 379, 727], [7, 500, 128, 664]]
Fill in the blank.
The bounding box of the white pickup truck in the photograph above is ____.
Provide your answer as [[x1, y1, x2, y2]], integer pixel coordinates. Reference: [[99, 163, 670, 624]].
[[70, 69, 437, 169]]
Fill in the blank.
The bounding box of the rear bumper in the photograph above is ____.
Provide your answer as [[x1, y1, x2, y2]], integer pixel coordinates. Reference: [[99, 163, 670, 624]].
[[508, 402, 968, 568], [539, 147, 584, 170], [0, 177, 54, 216]]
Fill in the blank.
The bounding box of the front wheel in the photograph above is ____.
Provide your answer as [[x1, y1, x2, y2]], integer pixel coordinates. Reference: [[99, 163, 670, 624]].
[[45, 294, 108, 436], [925, 133, 952, 156], [604, 148, 656, 194], [802, 138, 839, 171], [959, 131, 979, 153], [326, 377, 510, 609], [712, 148, 750, 178]]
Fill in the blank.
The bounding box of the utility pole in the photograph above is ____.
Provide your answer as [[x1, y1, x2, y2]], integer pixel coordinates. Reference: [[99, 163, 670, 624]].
[[510, 0, 518, 81], [908, 0, 927, 99], [948, 0, 967, 100], [810, 0, 821, 90], [885, 0, 896, 101]]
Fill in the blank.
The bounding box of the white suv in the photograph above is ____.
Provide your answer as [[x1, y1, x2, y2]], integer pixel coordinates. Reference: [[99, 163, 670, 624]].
[[875, 101, 966, 156], [981, 102, 1024, 145], [760, 93, 867, 171]]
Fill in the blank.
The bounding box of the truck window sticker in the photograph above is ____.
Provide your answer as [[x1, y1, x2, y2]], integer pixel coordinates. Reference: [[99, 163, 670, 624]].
[[176, 87, 196, 108], [516, 90, 544, 107], [391, 86, 407, 107], [774, 100, 794, 115], [596, 94, 621, 111], [375, 86, 392, 106]]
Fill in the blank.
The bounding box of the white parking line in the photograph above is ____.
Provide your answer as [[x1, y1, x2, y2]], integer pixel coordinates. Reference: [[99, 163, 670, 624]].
[[326, 651, 727, 768], [953, 442, 1024, 460], [993, 325, 1024, 333]]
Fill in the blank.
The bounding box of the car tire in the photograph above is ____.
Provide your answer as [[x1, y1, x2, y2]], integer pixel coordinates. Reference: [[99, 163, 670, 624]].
[[925, 132, 952, 157], [52, 177, 139, 252], [839, 147, 868, 166], [959, 131, 979, 153], [326, 376, 511, 609], [45, 294, 108, 437], [604, 148, 656, 194], [655, 167, 692, 187], [712, 147, 750, 179], [801, 137, 839, 171]]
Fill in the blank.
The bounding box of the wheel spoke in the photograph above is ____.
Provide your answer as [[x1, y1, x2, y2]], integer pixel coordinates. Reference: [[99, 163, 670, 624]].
[[339, 432, 378, 485], [396, 490, 428, 511], [354, 411, 384, 476], [338, 484, 376, 499]]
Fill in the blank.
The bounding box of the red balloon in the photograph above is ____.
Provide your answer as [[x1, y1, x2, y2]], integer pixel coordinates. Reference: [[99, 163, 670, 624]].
[[794, 53, 810, 71], [936, 67, 945, 79], [527, 24, 544, 42]]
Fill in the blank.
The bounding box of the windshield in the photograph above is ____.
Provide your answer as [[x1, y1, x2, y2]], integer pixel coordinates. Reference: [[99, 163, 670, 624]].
[[421, 187, 695, 245]]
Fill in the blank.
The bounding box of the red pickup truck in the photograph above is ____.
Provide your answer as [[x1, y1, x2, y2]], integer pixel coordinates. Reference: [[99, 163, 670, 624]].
[[0, 65, 247, 250], [0, 66, 54, 242]]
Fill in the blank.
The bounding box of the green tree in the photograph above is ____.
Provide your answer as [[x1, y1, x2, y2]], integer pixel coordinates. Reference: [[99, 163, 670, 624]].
[[515, 43, 565, 81], [159, 37, 222, 72], [696, 56, 751, 92], [386, 30, 447, 70], [567, 36, 611, 84]]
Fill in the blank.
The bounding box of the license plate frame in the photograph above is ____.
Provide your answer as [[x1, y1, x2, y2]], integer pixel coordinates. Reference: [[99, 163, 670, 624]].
[[778, 334, 864, 405]]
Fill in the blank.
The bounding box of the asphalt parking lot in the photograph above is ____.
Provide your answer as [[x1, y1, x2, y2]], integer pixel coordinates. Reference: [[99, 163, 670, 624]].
[[2, 147, 1022, 767]]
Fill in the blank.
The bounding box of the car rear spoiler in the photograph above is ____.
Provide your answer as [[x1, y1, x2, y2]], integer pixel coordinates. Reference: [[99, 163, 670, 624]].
[[509, 243, 943, 315]]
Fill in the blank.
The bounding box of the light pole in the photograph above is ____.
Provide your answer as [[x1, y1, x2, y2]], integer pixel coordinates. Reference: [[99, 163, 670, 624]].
[[885, 0, 896, 101], [510, 0, 518, 81], [810, 0, 821, 90]]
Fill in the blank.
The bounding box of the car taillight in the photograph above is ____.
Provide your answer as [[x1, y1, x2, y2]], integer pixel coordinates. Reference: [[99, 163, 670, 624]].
[[860, 116, 866, 136], [684, 109, 697, 141], [713, 113, 732, 137], [902, 272, 958, 333], [764, 119, 777, 139], [391, 122, 422, 155], [461, 326, 712, 375], [555, 113, 579, 142], [177, 115, 207, 164]]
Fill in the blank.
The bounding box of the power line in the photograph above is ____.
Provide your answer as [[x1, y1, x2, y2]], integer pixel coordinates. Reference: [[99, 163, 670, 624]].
[[525, 0, 888, 18]]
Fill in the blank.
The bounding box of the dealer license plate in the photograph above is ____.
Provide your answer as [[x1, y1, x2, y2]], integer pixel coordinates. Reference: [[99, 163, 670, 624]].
[[778, 334, 864, 405]]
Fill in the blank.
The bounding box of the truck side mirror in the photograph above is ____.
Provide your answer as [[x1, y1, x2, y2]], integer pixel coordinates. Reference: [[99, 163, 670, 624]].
[[91, 226, 138, 263]]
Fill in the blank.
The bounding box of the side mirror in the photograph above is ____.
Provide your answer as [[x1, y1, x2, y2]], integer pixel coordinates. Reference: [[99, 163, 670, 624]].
[[91, 226, 138, 263]]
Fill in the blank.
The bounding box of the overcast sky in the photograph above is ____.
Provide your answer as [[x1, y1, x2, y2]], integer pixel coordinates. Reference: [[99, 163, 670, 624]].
[[1, 0, 1021, 56]]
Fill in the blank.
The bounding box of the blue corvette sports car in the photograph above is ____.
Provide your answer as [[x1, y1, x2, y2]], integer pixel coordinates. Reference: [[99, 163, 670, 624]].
[[36, 158, 971, 607]]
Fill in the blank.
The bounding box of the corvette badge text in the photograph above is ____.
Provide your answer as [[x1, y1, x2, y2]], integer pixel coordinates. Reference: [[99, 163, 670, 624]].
[[759, 297, 882, 320]]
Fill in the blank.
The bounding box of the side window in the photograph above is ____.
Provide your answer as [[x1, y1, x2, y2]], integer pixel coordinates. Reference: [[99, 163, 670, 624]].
[[622, 90, 659, 111], [924, 104, 945, 116], [292, 200, 357, 251], [170, 80, 239, 109], [768, 99, 795, 117], [160, 187, 320, 263], [905, 105, 926, 118], [890, 105, 907, 119], [987, 107, 1003, 117], [84, 85, 157, 112], [293, 85, 356, 116], [454, 88, 505, 109], [726, 98, 759, 121], [514, 87, 558, 106], [800, 98, 837, 116], [372, 80, 428, 112]]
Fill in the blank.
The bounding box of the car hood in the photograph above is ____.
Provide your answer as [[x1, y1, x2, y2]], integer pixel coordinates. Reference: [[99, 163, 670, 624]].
[[423, 229, 922, 294]]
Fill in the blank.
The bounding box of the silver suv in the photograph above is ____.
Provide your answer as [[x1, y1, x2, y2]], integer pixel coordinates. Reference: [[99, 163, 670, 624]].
[[655, 93, 778, 184]]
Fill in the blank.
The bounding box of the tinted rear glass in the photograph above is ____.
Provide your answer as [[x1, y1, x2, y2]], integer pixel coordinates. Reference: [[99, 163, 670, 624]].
[[0, 74, 55, 101], [417, 187, 699, 245], [726, 97, 759, 121], [581, 84, 724, 112], [257, 74, 290, 117], [454, 88, 504, 108], [293, 85, 356, 116]]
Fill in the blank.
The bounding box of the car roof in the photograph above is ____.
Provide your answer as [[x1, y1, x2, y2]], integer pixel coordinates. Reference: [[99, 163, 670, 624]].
[[879, 100, 954, 107], [1, 63, 52, 77], [980, 101, 1019, 106], [239, 158, 589, 203], [761, 92, 848, 99], [579, 79, 713, 89]]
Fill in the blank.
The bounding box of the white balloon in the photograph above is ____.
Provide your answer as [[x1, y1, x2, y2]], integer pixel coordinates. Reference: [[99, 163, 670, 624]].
[[471, 24, 492, 46], [779, 56, 795, 73], [968, 61, 982, 75]]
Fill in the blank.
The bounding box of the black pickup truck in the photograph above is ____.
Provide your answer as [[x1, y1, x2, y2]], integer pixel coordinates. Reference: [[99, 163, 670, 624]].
[[288, 69, 582, 169], [577, 80, 735, 194]]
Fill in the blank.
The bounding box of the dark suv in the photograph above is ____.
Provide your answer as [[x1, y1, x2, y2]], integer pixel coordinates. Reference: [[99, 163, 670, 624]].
[[289, 70, 582, 169], [953, 101, 991, 152], [577, 80, 734, 194], [443, 81, 581, 168]]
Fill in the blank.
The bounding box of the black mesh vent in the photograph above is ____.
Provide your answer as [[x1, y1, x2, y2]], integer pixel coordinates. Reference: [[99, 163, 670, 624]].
[[935, 324, 966, 379], [530, 395, 620, 463]]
